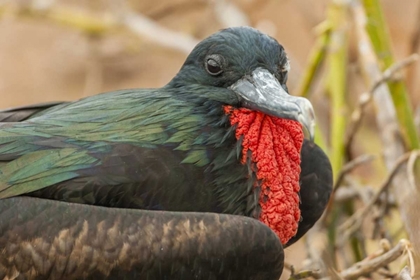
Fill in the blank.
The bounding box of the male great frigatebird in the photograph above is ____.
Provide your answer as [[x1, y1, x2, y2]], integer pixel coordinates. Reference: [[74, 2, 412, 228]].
[[0, 27, 332, 279]]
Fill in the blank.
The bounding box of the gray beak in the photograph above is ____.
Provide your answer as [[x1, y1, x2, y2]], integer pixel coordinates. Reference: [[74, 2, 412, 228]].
[[229, 68, 315, 140]]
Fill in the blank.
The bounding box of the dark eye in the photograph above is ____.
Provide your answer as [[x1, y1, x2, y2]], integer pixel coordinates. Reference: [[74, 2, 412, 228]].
[[205, 54, 224, 75]]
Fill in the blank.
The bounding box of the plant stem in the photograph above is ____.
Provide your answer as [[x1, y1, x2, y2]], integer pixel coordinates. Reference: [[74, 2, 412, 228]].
[[363, 0, 420, 150], [327, 0, 350, 179]]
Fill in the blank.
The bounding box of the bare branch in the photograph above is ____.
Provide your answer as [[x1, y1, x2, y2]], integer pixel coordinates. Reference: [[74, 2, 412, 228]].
[[351, 1, 420, 267], [415, 106, 420, 132], [340, 239, 410, 279], [323, 154, 376, 222], [121, 11, 198, 54], [287, 240, 410, 280], [345, 54, 419, 154], [372, 54, 419, 93], [334, 154, 376, 190], [1, 2, 200, 55], [407, 151, 420, 192], [338, 151, 417, 238]]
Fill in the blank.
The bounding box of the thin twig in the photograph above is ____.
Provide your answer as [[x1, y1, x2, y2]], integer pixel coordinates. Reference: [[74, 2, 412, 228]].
[[353, 0, 420, 268], [372, 54, 419, 92], [340, 239, 410, 279], [371, 203, 389, 240], [333, 185, 365, 202], [334, 154, 376, 190], [376, 267, 396, 278], [323, 154, 376, 222], [338, 151, 417, 237], [345, 54, 419, 154], [121, 11, 198, 54], [415, 106, 420, 132], [405, 241, 416, 278], [289, 240, 411, 279], [407, 151, 420, 192], [2, 2, 200, 54]]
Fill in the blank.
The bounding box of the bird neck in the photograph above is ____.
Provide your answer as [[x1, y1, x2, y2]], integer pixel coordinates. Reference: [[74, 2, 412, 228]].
[[224, 106, 303, 244]]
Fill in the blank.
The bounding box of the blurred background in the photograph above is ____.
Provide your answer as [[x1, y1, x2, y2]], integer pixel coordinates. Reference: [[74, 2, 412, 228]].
[[1, 0, 420, 279], [0, 0, 418, 107]]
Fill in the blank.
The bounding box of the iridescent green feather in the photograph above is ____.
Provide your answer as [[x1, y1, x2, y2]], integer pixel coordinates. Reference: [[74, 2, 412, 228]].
[[0, 89, 212, 198]]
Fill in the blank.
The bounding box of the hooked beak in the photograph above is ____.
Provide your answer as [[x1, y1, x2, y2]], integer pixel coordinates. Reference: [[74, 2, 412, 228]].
[[229, 68, 315, 140]]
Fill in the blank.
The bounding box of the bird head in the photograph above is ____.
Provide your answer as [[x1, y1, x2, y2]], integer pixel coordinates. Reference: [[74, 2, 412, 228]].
[[169, 27, 319, 244], [168, 26, 315, 140]]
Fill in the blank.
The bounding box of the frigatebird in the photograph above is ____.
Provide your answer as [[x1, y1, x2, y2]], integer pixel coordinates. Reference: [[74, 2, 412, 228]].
[[0, 27, 332, 279]]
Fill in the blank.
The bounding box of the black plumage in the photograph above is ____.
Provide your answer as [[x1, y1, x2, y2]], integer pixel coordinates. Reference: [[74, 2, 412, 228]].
[[0, 27, 332, 279]]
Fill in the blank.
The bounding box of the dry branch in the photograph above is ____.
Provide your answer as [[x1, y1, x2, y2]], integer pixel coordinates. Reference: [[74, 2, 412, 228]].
[[340, 239, 410, 279], [121, 12, 198, 54], [345, 54, 419, 154], [289, 239, 411, 280], [333, 154, 376, 190], [352, 0, 420, 269], [338, 151, 417, 239], [1, 2, 199, 54]]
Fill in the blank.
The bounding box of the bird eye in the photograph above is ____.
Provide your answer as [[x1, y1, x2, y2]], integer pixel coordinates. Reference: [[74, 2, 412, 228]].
[[205, 55, 224, 75]]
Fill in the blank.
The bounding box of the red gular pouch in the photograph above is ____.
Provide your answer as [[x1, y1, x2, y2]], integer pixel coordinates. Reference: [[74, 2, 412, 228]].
[[224, 106, 304, 244]]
